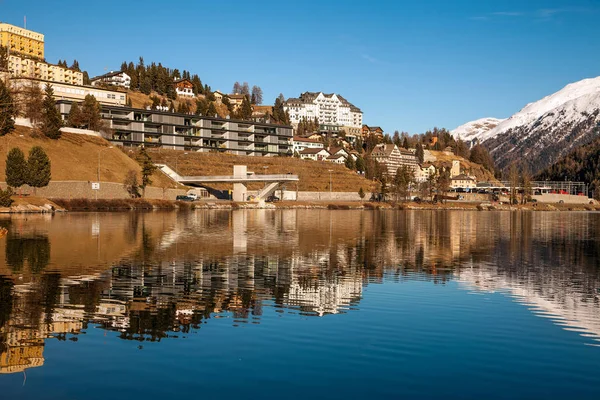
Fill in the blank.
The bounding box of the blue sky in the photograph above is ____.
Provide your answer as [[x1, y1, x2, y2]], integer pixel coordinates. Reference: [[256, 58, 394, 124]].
[[2, 0, 599, 133]]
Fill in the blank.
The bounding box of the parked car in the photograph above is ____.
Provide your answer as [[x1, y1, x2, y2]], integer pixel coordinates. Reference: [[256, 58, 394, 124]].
[[176, 195, 196, 202], [266, 195, 280, 203]]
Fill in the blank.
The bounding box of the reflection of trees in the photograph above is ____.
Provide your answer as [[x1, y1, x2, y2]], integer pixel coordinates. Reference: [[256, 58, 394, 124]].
[[0, 277, 13, 355], [5, 234, 50, 274], [2, 210, 600, 371]]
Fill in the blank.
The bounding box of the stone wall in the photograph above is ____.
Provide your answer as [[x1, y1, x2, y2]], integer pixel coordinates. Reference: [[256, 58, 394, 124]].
[[0, 181, 188, 200], [533, 194, 594, 204]]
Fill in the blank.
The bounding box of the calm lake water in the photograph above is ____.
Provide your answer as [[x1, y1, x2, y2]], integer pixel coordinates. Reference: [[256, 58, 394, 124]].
[[0, 210, 599, 399]]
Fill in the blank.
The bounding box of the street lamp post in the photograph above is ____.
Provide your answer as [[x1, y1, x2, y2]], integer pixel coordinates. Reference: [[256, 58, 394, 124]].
[[97, 146, 113, 200], [175, 152, 189, 177], [328, 169, 333, 198]]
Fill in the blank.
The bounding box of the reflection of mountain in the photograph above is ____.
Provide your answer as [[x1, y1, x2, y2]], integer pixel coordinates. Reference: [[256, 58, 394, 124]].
[[1, 210, 600, 374]]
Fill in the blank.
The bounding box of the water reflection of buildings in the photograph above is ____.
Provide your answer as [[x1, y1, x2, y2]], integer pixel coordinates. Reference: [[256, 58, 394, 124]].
[[1, 210, 600, 374]]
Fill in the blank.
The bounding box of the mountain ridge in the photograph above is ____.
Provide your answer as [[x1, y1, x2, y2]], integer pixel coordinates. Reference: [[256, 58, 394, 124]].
[[454, 76, 600, 173]]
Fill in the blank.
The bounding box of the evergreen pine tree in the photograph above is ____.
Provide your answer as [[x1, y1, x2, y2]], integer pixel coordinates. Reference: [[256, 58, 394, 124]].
[[345, 155, 356, 170], [26, 146, 51, 192], [82, 71, 91, 85], [5, 147, 27, 189], [80, 94, 102, 131], [41, 85, 62, 139], [0, 45, 8, 71], [402, 136, 409, 149], [67, 102, 84, 128], [0, 79, 16, 136], [137, 147, 156, 192], [415, 143, 424, 164], [195, 98, 209, 115], [23, 80, 44, 127], [206, 102, 217, 117], [238, 96, 253, 120]]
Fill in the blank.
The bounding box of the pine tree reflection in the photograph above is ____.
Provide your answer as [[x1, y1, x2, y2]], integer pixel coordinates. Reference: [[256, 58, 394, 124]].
[[5, 234, 50, 274], [1, 211, 600, 375]]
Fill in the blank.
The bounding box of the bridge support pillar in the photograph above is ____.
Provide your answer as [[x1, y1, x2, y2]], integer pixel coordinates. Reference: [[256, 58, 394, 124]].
[[233, 165, 248, 201], [233, 182, 247, 202]]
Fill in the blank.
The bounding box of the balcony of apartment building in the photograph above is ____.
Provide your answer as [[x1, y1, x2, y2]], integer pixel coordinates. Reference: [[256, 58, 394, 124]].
[[237, 123, 253, 132], [142, 124, 161, 134], [210, 129, 227, 138], [112, 131, 133, 142], [175, 127, 194, 136], [133, 112, 152, 122], [237, 132, 252, 142]]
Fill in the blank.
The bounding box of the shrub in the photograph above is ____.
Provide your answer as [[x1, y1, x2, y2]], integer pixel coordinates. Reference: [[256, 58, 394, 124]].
[[0, 187, 14, 207]]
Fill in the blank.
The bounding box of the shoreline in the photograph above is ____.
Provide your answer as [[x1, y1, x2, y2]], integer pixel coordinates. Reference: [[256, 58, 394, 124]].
[[1, 197, 598, 213]]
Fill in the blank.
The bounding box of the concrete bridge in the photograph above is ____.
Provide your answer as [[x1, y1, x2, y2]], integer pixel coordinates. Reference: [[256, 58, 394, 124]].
[[156, 164, 299, 201]]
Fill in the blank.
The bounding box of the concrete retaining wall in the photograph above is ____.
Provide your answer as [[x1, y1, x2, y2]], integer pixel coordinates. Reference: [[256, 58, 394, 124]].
[[60, 127, 102, 137], [297, 191, 362, 201], [1, 181, 188, 200], [533, 194, 594, 204]]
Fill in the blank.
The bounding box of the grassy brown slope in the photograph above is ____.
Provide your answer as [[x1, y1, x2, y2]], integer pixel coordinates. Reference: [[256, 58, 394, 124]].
[[429, 150, 499, 183], [1, 126, 176, 188], [146, 149, 375, 192], [127, 91, 230, 118]]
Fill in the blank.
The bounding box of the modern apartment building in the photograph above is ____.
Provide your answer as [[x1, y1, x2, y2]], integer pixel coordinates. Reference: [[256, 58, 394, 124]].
[[56, 101, 293, 156], [91, 71, 131, 89], [0, 23, 44, 58], [11, 77, 127, 106], [284, 92, 363, 132]]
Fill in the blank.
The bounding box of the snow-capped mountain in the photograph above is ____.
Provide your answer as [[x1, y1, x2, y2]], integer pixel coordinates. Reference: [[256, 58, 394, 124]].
[[451, 117, 505, 144], [480, 76, 600, 172]]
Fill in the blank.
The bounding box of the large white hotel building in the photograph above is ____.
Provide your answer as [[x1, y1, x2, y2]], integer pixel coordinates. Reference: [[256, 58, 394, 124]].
[[284, 92, 363, 136]]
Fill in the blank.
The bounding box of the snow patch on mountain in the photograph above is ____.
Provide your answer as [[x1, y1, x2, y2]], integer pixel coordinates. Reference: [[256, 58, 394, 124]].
[[483, 76, 600, 142], [451, 117, 504, 143]]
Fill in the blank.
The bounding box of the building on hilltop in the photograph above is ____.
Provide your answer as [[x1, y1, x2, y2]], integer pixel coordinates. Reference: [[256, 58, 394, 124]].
[[91, 71, 131, 89], [284, 92, 363, 134], [56, 101, 293, 156], [361, 125, 384, 138], [227, 94, 247, 110], [0, 22, 44, 59], [174, 78, 194, 97], [7, 55, 83, 85]]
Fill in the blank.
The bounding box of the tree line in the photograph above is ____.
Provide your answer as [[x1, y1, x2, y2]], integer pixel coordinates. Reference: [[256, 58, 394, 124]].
[[535, 128, 600, 200], [232, 82, 263, 105], [0, 78, 104, 139], [120, 57, 209, 99]]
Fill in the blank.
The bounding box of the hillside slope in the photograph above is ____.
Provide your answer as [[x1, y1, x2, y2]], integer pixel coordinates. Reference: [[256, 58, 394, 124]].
[[428, 150, 499, 183], [481, 76, 600, 172], [1, 126, 176, 188], [146, 149, 375, 192]]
